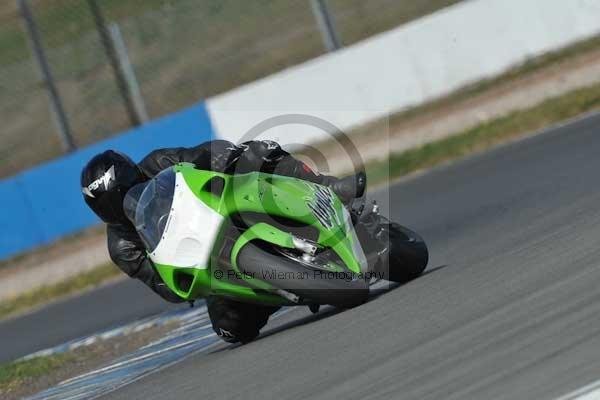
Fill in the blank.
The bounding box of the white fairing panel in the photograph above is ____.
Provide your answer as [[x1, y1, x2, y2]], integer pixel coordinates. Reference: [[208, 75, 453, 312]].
[[149, 173, 224, 269]]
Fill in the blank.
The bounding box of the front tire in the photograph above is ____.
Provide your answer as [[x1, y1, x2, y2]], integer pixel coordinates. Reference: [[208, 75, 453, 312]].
[[236, 242, 369, 308], [381, 223, 429, 283]]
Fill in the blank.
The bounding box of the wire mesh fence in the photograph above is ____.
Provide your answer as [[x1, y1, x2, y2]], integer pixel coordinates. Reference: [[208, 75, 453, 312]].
[[105, 0, 325, 122], [0, 3, 59, 176], [0, 0, 463, 178], [328, 0, 462, 45]]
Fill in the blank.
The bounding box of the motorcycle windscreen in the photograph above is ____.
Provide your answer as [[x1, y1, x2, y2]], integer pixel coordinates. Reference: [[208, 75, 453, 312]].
[[129, 168, 176, 252], [123, 181, 148, 226]]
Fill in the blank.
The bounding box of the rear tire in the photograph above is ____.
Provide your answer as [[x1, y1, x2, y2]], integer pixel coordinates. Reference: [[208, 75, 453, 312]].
[[382, 223, 428, 283], [236, 242, 369, 308]]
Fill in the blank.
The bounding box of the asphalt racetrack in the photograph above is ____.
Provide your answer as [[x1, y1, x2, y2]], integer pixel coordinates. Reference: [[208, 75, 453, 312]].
[[0, 278, 183, 363], [8, 112, 600, 399]]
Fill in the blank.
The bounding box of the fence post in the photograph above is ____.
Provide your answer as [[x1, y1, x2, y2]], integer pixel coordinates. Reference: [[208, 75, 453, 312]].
[[310, 0, 341, 52], [108, 22, 149, 124], [17, 0, 76, 152], [88, 0, 142, 127]]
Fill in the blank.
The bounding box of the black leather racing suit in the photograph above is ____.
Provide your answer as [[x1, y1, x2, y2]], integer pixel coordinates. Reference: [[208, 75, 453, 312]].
[[107, 140, 330, 343]]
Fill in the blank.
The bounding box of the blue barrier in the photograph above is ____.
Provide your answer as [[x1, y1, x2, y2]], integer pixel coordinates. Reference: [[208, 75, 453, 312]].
[[0, 101, 215, 260]]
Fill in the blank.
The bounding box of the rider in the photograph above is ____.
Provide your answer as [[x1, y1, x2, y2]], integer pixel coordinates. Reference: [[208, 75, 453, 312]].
[[80, 139, 366, 343]]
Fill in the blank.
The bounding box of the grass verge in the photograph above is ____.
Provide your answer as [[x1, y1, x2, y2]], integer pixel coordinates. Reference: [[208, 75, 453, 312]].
[[367, 80, 600, 185], [0, 263, 121, 321], [0, 320, 175, 400], [0, 353, 74, 396]]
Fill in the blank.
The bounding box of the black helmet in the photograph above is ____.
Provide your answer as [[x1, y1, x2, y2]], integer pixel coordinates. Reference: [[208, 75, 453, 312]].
[[81, 150, 145, 224]]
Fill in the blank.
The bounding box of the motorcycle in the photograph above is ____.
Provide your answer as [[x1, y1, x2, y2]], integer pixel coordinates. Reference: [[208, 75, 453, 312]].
[[123, 163, 428, 309]]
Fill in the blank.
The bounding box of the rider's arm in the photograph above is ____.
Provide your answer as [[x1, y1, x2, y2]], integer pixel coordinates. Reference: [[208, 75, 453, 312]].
[[137, 139, 239, 177], [138, 138, 332, 186], [228, 140, 327, 184], [107, 224, 185, 303], [232, 141, 362, 202]]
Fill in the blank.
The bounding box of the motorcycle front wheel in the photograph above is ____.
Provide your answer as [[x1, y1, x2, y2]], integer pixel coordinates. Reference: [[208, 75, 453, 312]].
[[381, 223, 429, 283], [236, 241, 369, 308]]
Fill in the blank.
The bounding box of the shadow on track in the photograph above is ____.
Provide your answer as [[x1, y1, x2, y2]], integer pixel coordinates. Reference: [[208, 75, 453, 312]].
[[217, 264, 449, 351], [369, 264, 448, 299]]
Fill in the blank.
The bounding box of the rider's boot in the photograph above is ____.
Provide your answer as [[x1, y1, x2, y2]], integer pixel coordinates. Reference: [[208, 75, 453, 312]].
[[353, 201, 388, 258], [207, 296, 280, 344]]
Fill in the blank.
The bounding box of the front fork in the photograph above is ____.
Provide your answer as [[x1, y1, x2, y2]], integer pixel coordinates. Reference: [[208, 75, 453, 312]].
[[352, 201, 391, 279]]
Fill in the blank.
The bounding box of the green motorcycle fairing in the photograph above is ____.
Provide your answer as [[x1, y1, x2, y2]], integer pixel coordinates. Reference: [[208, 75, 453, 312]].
[[135, 163, 367, 305]]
